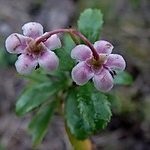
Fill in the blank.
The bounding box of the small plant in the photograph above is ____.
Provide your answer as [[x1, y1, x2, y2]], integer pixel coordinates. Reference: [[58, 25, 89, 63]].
[[5, 9, 132, 149]]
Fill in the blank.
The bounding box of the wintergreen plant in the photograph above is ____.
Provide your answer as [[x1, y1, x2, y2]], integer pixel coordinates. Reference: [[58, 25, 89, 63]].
[[5, 9, 132, 149]]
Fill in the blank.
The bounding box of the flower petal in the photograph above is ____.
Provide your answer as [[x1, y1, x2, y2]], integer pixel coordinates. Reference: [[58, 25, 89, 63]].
[[71, 62, 94, 85], [15, 54, 38, 74], [94, 40, 114, 54], [22, 22, 43, 39], [38, 50, 59, 72], [5, 33, 28, 54], [71, 45, 92, 61], [105, 54, 126, 71], [44, 34, 61, 50], [93, 69, 113, 92]]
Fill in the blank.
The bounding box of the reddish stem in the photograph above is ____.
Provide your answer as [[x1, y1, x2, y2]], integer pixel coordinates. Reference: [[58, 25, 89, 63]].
[[71, 30, 99, 60], [35, 28, 99, 60], [35, 29, 70, 44]]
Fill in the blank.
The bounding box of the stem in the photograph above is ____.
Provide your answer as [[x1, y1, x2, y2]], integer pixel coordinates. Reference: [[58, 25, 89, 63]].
[[65, 124, 92, 150], [69, 32, 80, 45], [71, 30, 99, 60], [58, 93, 92, 150], [36, 28, 99, 60], [35, 29, 70, 44]]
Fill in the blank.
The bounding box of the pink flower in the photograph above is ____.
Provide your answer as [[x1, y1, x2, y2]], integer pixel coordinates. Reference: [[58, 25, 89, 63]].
[[71, 40, 126, 92], [5, 22, 61, 74]]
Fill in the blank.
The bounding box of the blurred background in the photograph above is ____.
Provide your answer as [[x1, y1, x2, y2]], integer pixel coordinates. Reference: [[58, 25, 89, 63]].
[[0, 0, 149, 149]]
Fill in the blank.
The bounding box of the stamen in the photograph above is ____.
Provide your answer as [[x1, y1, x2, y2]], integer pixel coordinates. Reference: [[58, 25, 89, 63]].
[[27, 39, 43, 55]]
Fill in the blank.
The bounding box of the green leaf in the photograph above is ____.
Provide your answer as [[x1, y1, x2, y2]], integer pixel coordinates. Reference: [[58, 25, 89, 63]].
[[16, 82, 62, 116], [63, 34, 76, 54], [22, 69, 49, 83], [114, 71, 133, 85], [65, 90, 89, 140], [28, 100, 57, 146], [55, 48, 75, 71], [54, 34, 75, 72], [78, 8, 103, 43], [0, 48, 17, 67], [65, 85, 112, 140]]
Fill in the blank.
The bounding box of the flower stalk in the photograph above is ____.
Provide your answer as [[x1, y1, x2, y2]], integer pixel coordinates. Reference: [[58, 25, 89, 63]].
[[35, 29, 70, 44], [65, 123, 92, 150], [71, 29, 99, 60], [35, 28, 99, 60]]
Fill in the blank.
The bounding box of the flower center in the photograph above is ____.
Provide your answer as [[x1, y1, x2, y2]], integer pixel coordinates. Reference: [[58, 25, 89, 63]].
[[86, 54, 108, 70], [27, 39, 44, 55]]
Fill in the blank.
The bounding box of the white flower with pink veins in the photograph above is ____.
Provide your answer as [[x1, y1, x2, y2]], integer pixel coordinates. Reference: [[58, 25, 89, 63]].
[[71, 40, 126, 92], [5, 22, 61, 74]]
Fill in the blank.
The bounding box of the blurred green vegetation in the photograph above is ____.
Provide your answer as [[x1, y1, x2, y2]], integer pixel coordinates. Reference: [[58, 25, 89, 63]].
[[0, 143, 5, 150], [0, 47, 17, 67]]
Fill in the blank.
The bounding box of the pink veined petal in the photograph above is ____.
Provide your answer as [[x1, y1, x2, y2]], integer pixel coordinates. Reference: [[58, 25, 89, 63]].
[[44, 34, 61, 50], [71, 62, 94, 85], [94, 40, 114, 54], [38, 50, 59, 72], [71, 45, 92, 61], [22, 22, 43, 39], [5, 33, 28, 54], [15, 54, 38, 74], [93, 69, 113, 92], [105, 54, 126, 71]]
